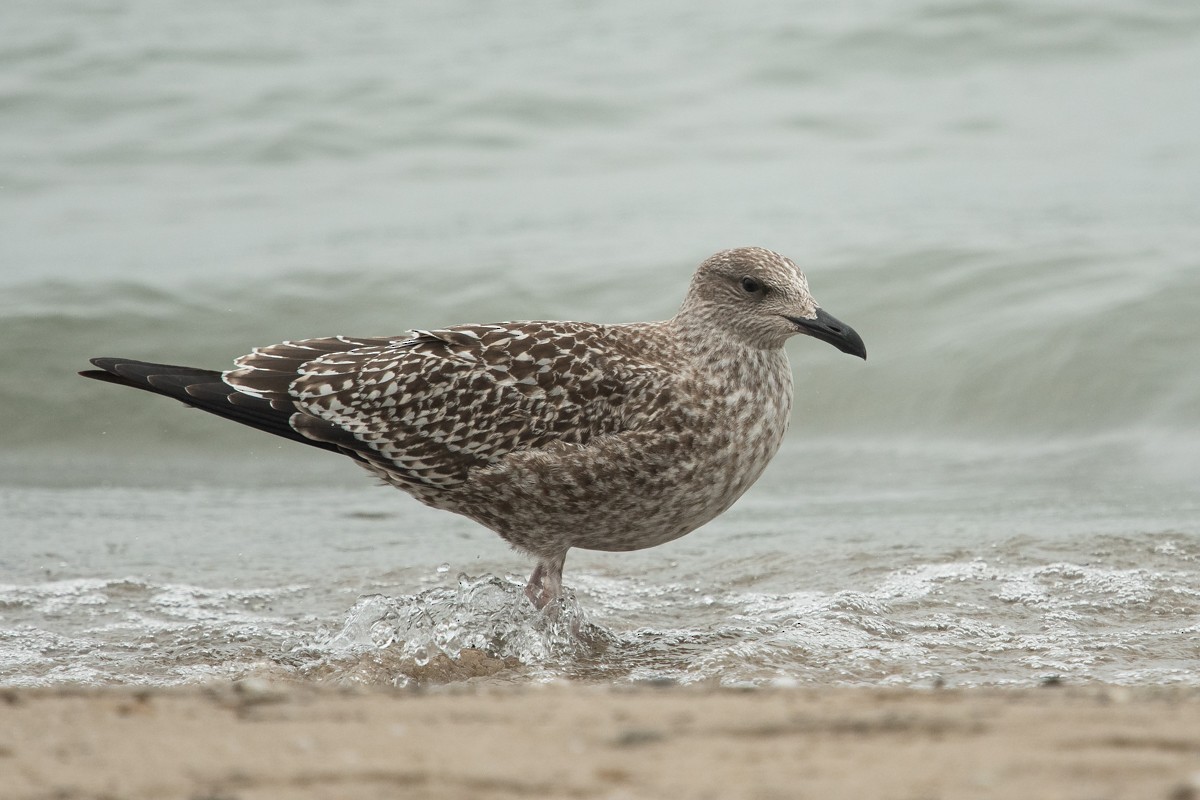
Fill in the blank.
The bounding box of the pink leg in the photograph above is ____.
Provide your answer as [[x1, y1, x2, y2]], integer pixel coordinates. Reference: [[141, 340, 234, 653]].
[[523, 552, 567, 610]]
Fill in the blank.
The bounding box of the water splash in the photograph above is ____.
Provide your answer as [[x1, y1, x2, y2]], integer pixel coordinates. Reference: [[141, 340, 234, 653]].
[[314, 573, 617, 687], [288, 541, 1200, 689], [4, 534, 1198, 689]]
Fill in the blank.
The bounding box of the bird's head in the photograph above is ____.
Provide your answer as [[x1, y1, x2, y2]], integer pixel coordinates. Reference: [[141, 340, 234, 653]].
[[678, 247, 867, 357]]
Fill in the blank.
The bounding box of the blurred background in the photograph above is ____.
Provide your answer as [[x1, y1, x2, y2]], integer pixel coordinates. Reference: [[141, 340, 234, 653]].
[[1, 1, 1198, 687], [4, 0, 1199, 475]]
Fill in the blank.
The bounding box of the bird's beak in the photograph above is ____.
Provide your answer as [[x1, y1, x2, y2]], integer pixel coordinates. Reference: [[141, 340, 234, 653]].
[[786, 308, 867, 359]]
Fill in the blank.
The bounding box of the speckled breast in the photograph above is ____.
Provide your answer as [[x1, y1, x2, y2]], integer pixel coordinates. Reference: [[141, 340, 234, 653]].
[[453, 345, 795, 557]]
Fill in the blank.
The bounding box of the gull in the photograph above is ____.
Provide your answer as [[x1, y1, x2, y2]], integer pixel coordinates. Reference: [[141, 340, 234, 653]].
[[81, 247, 866, 609]]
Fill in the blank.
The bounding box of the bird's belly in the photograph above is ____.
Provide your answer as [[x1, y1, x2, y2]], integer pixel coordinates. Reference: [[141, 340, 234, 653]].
[[452, 388, 790, 556], [565, 430, 780, 551]]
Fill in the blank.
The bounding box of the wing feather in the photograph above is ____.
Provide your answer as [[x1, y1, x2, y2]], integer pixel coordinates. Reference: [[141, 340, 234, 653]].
[[234, 323, 671, 489]]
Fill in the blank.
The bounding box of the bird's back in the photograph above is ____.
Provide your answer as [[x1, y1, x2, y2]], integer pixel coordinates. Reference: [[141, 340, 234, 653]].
[[225, 321, 678, 498]]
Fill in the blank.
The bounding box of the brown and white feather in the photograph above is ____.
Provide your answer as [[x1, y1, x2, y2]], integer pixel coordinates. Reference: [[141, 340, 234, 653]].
[[83, 247, 864, 609]]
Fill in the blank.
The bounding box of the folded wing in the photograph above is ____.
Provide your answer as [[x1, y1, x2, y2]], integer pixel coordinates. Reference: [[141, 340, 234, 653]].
[[224, 323, 668, 489]]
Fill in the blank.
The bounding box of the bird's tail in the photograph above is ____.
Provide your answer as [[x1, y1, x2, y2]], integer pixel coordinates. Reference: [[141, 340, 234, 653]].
[[79, 357, 342, 454]]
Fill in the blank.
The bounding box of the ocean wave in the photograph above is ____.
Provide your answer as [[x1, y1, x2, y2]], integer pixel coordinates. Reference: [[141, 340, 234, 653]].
[[5, 244, 1197, 458]]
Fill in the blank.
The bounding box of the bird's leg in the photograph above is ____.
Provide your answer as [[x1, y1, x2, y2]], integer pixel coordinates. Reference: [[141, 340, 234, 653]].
[[524, 552, 567, 610]]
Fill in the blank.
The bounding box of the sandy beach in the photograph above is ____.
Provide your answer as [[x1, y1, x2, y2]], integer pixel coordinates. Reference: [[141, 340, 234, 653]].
[[5, 681, 1200, 800]]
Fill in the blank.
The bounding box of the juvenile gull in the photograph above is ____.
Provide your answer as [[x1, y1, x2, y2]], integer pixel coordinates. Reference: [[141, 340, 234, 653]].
[[80, 247, 865, 609]]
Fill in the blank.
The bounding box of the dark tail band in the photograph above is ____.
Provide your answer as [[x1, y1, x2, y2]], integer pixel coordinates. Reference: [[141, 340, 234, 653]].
[[80, 357, 344, 455]]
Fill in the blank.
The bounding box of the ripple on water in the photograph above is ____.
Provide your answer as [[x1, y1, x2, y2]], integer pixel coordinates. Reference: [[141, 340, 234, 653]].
[[4, 540, 1199, 689], [291, 550, 1198, 690]]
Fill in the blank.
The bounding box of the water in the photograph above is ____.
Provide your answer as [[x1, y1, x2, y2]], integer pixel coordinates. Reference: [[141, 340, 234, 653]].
[[2, 0, 1198, 688]]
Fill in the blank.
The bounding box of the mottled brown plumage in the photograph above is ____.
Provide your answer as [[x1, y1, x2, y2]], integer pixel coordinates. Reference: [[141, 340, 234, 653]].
[[81, 247, 865, 609]]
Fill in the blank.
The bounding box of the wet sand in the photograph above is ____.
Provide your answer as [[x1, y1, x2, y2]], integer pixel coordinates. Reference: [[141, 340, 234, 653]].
[[5, 681, 1200, 799]]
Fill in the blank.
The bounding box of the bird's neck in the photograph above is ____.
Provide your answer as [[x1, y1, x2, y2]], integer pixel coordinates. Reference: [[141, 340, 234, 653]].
[[662, 312, 791, 390]]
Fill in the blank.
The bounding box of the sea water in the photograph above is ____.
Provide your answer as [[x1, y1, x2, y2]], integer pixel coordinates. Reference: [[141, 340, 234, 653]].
[[2, 0, 1198, 688]]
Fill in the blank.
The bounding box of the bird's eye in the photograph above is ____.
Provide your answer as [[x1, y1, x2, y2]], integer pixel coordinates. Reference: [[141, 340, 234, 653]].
[[741, 277, 762, 294]]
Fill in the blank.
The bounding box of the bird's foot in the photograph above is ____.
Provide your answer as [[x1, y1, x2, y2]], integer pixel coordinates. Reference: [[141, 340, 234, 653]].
[[524, 553, 566, 612]]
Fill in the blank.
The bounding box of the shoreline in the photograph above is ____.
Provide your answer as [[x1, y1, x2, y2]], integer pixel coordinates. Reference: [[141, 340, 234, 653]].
[[5, 682, 1200, 799]]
